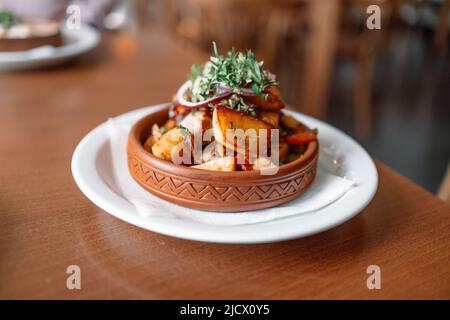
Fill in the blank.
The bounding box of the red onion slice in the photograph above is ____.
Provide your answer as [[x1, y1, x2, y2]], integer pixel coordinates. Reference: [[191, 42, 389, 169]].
[[217, 83, 257, 96], [176, 77, 277, 108], [176, 81, 231, 108]]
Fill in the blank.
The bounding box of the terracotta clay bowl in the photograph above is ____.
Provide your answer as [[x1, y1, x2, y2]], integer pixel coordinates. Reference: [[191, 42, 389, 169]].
[[0, 33, 62, 52], [127, 107, 318, 212]]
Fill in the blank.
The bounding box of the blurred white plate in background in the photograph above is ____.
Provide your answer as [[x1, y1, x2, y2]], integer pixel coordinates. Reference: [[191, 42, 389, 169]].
[[0, 24, 100, 71]]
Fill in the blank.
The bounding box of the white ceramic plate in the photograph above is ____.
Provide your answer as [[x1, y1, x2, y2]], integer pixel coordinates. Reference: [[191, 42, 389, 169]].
[[0, 25, 100, 71], [71, 105, 378, 244]]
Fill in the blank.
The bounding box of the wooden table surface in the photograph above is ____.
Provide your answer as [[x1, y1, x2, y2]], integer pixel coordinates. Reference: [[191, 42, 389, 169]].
[[0, 29, 449, 300]]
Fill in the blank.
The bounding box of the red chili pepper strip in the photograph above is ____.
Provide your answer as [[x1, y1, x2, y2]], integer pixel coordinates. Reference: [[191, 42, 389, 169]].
[[286, 132, 317, 145]]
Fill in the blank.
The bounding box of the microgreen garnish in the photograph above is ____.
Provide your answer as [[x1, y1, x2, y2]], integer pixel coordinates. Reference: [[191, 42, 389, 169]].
[[188, 42, 277, 103], [0, 10, 18, 29], [216, 95, 257, 117], [188, 64, 203, 82]]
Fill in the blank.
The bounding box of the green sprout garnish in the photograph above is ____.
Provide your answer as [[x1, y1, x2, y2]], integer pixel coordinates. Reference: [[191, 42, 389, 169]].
[[216, 94, 256, 116], [0, 10, 18, 29], [188, 42, 277, 103]]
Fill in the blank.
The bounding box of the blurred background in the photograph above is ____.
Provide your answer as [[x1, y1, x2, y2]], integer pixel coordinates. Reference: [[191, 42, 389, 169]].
[[1, 0, 449, 199]]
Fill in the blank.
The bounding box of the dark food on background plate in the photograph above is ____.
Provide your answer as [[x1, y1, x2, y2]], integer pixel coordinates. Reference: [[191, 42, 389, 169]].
[[0, 10, 62, 52], [143, 43, 318, 171]]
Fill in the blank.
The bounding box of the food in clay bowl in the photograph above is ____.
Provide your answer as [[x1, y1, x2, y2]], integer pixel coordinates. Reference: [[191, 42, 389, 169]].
[[127, 43, 318, 212], [0, 10, 62, 52]]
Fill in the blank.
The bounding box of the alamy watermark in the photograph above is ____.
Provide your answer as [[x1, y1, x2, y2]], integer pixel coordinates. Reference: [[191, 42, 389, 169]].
[[170, 127, 280, 175], [366, 265, 381, 290], [66, 265, 81, 290], [66, 4, 81, 30], [366, 5, 381, 30]]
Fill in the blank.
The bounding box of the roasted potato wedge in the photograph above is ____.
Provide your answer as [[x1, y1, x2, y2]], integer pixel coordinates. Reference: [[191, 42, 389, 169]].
[[213, 107, 273, 154], [161, 118, 177, 133], [179, 110, 212, 138], [151, 127, 192, 162], [253, 157, 278, 171], [200, 141, 227, 163], [259, 110, 280, 128], [243, 86, 285, 110], [143, 135, 158, 152], [192, 156, 236, 171]]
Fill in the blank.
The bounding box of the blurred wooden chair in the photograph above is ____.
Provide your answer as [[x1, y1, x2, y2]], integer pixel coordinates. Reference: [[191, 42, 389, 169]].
[[298, 0, 340, 120], [435, 0, 450, 52], [168, 0, 270, 52], [335, 0, 394, 138], [255, 0, 309, 69], [292, 0, 386, 139], [256, 0, 393, 139], [301, 0, 396, 139], [158, 0, 395, 139]]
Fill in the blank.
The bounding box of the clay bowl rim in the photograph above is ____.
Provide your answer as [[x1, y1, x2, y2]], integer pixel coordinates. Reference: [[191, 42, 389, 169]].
[[128, 106, 318, 181]]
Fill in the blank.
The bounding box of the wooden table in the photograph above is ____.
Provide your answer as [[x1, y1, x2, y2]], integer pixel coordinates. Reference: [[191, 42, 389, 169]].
[[0, 29, 449, 300]]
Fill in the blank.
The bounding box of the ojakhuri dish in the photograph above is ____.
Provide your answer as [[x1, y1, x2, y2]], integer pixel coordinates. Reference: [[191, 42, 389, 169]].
[[127, 43, 319, 212]]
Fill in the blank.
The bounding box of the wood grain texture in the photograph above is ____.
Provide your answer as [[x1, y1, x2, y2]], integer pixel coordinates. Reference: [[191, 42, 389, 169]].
[[0, 29, 449, 299]]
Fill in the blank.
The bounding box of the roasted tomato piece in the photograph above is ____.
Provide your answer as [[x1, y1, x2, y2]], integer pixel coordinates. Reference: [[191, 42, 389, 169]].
[[286, 132, 317, 145]]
